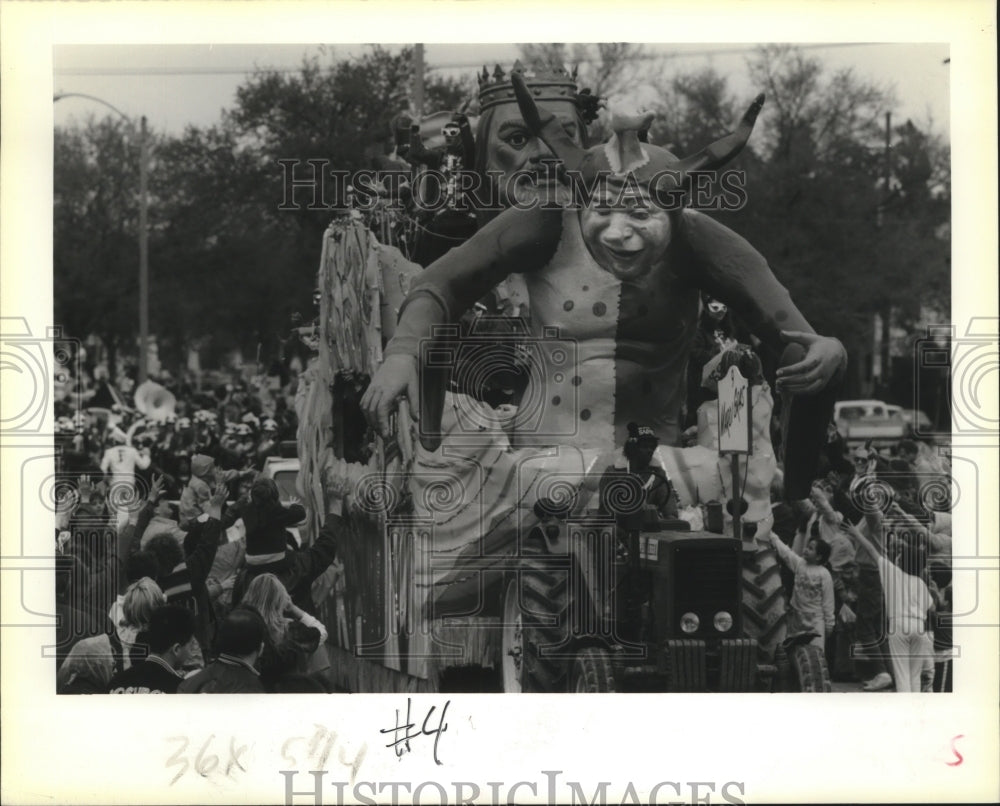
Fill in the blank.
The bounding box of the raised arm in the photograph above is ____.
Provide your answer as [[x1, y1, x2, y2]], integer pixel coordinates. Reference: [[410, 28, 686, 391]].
[[843, 513, 884, 564], [791, 521, 809, 558], [769, 530, 805, 573], [184, 485, 227, 584]]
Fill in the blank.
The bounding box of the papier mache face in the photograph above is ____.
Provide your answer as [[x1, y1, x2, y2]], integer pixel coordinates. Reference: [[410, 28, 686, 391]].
[[579, 185, 673, 280], [476, 62, 592, 209]]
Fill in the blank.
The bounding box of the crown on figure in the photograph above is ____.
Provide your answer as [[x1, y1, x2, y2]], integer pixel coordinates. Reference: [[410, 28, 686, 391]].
[[477, 60, 601, 123]]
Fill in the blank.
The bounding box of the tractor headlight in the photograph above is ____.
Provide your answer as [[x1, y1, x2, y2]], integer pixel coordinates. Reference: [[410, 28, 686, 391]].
[[713, 611, 734, 632], [680, 612, 700, 634]]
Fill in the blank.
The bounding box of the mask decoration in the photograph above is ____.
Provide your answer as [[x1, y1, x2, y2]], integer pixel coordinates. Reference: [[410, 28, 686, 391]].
[[509, 70, 765, 208], [706, 297, 728, 317]]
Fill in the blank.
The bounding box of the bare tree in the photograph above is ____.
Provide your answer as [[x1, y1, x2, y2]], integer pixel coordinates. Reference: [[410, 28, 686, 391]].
[[517, 43, 646, 99]]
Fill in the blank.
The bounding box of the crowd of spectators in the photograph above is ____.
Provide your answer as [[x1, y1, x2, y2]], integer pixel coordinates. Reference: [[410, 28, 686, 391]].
[[53, 364, 344, 695], [52, 348, 953, 695], [769, 430, 953, 692]]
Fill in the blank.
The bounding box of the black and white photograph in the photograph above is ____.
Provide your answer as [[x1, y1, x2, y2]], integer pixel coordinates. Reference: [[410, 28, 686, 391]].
[[1, 2, 997, 804]]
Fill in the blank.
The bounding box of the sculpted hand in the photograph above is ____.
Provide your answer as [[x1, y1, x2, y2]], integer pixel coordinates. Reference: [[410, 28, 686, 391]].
[[776, 331, 847, 394], [360, 354, 419, 437]]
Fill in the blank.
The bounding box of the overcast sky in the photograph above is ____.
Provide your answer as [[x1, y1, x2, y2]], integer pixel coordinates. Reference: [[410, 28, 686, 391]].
[[53, 42, 951, 139]]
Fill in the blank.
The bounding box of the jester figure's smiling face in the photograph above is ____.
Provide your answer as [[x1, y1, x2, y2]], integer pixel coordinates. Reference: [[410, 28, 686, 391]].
[[580, 184, 673, 280]]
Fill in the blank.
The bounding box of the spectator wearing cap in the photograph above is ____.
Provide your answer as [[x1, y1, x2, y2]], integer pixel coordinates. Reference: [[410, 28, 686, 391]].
[[178, 608, 266, 693], [179, 453, 217, 529], [106, 605, 197, 694]]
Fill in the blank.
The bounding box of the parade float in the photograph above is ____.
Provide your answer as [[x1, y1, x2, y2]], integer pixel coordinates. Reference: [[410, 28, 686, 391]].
[[294, 64, 841, 692]]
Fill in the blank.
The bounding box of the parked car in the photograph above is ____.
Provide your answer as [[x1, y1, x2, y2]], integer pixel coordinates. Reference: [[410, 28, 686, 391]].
[[885, 404, 935, 436], [834, 399, 907, 448]]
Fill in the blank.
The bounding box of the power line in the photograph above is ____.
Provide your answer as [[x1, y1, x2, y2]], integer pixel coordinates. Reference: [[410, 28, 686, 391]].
[[53, 42, 888, 77]]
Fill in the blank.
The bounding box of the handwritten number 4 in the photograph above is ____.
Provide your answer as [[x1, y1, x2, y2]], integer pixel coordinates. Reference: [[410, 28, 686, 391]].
[[380, 699, 450, 766]]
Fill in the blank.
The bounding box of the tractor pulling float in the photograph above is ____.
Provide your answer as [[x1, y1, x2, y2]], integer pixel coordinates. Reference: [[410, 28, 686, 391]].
[[294, 208, 828, 694]]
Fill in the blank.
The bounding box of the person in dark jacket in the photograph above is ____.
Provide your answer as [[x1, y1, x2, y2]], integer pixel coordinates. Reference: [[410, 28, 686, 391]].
[[107, 605, 196, 694], [241, 478, 306, 565], [232, 480, 341, 614], [178, 607, 266, 693]]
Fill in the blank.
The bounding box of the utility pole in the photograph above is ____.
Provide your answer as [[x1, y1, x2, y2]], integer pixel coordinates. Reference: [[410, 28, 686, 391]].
[[138, 115, 149, 384], [413, 43, 425, 119], [880, 111, 892, 394]]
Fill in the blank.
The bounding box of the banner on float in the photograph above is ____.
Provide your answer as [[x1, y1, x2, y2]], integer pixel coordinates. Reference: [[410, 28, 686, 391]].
[[718, 365, 752, 455]]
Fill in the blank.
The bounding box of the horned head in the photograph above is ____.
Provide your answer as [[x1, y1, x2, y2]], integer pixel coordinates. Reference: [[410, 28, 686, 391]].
[[510, 70, 764, 209]]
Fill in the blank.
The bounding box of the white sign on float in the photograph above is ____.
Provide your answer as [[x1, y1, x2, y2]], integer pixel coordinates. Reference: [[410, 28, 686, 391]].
[[717, 365, 752, 455]]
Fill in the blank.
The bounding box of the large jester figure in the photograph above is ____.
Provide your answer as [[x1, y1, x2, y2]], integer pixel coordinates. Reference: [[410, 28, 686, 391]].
[[351, 65, 849, 679], [363, 64, 846, 499]]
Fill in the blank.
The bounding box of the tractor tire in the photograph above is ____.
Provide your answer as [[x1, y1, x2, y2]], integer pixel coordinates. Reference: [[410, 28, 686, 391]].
[[519, 533, 574, 693], [570, 647, 617, 693], [788, 643, 833, 692], [741, 543, 788, 663]]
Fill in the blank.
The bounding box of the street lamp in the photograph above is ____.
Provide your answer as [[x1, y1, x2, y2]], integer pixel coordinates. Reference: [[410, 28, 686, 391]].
[[54, 92, 150, 384]]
